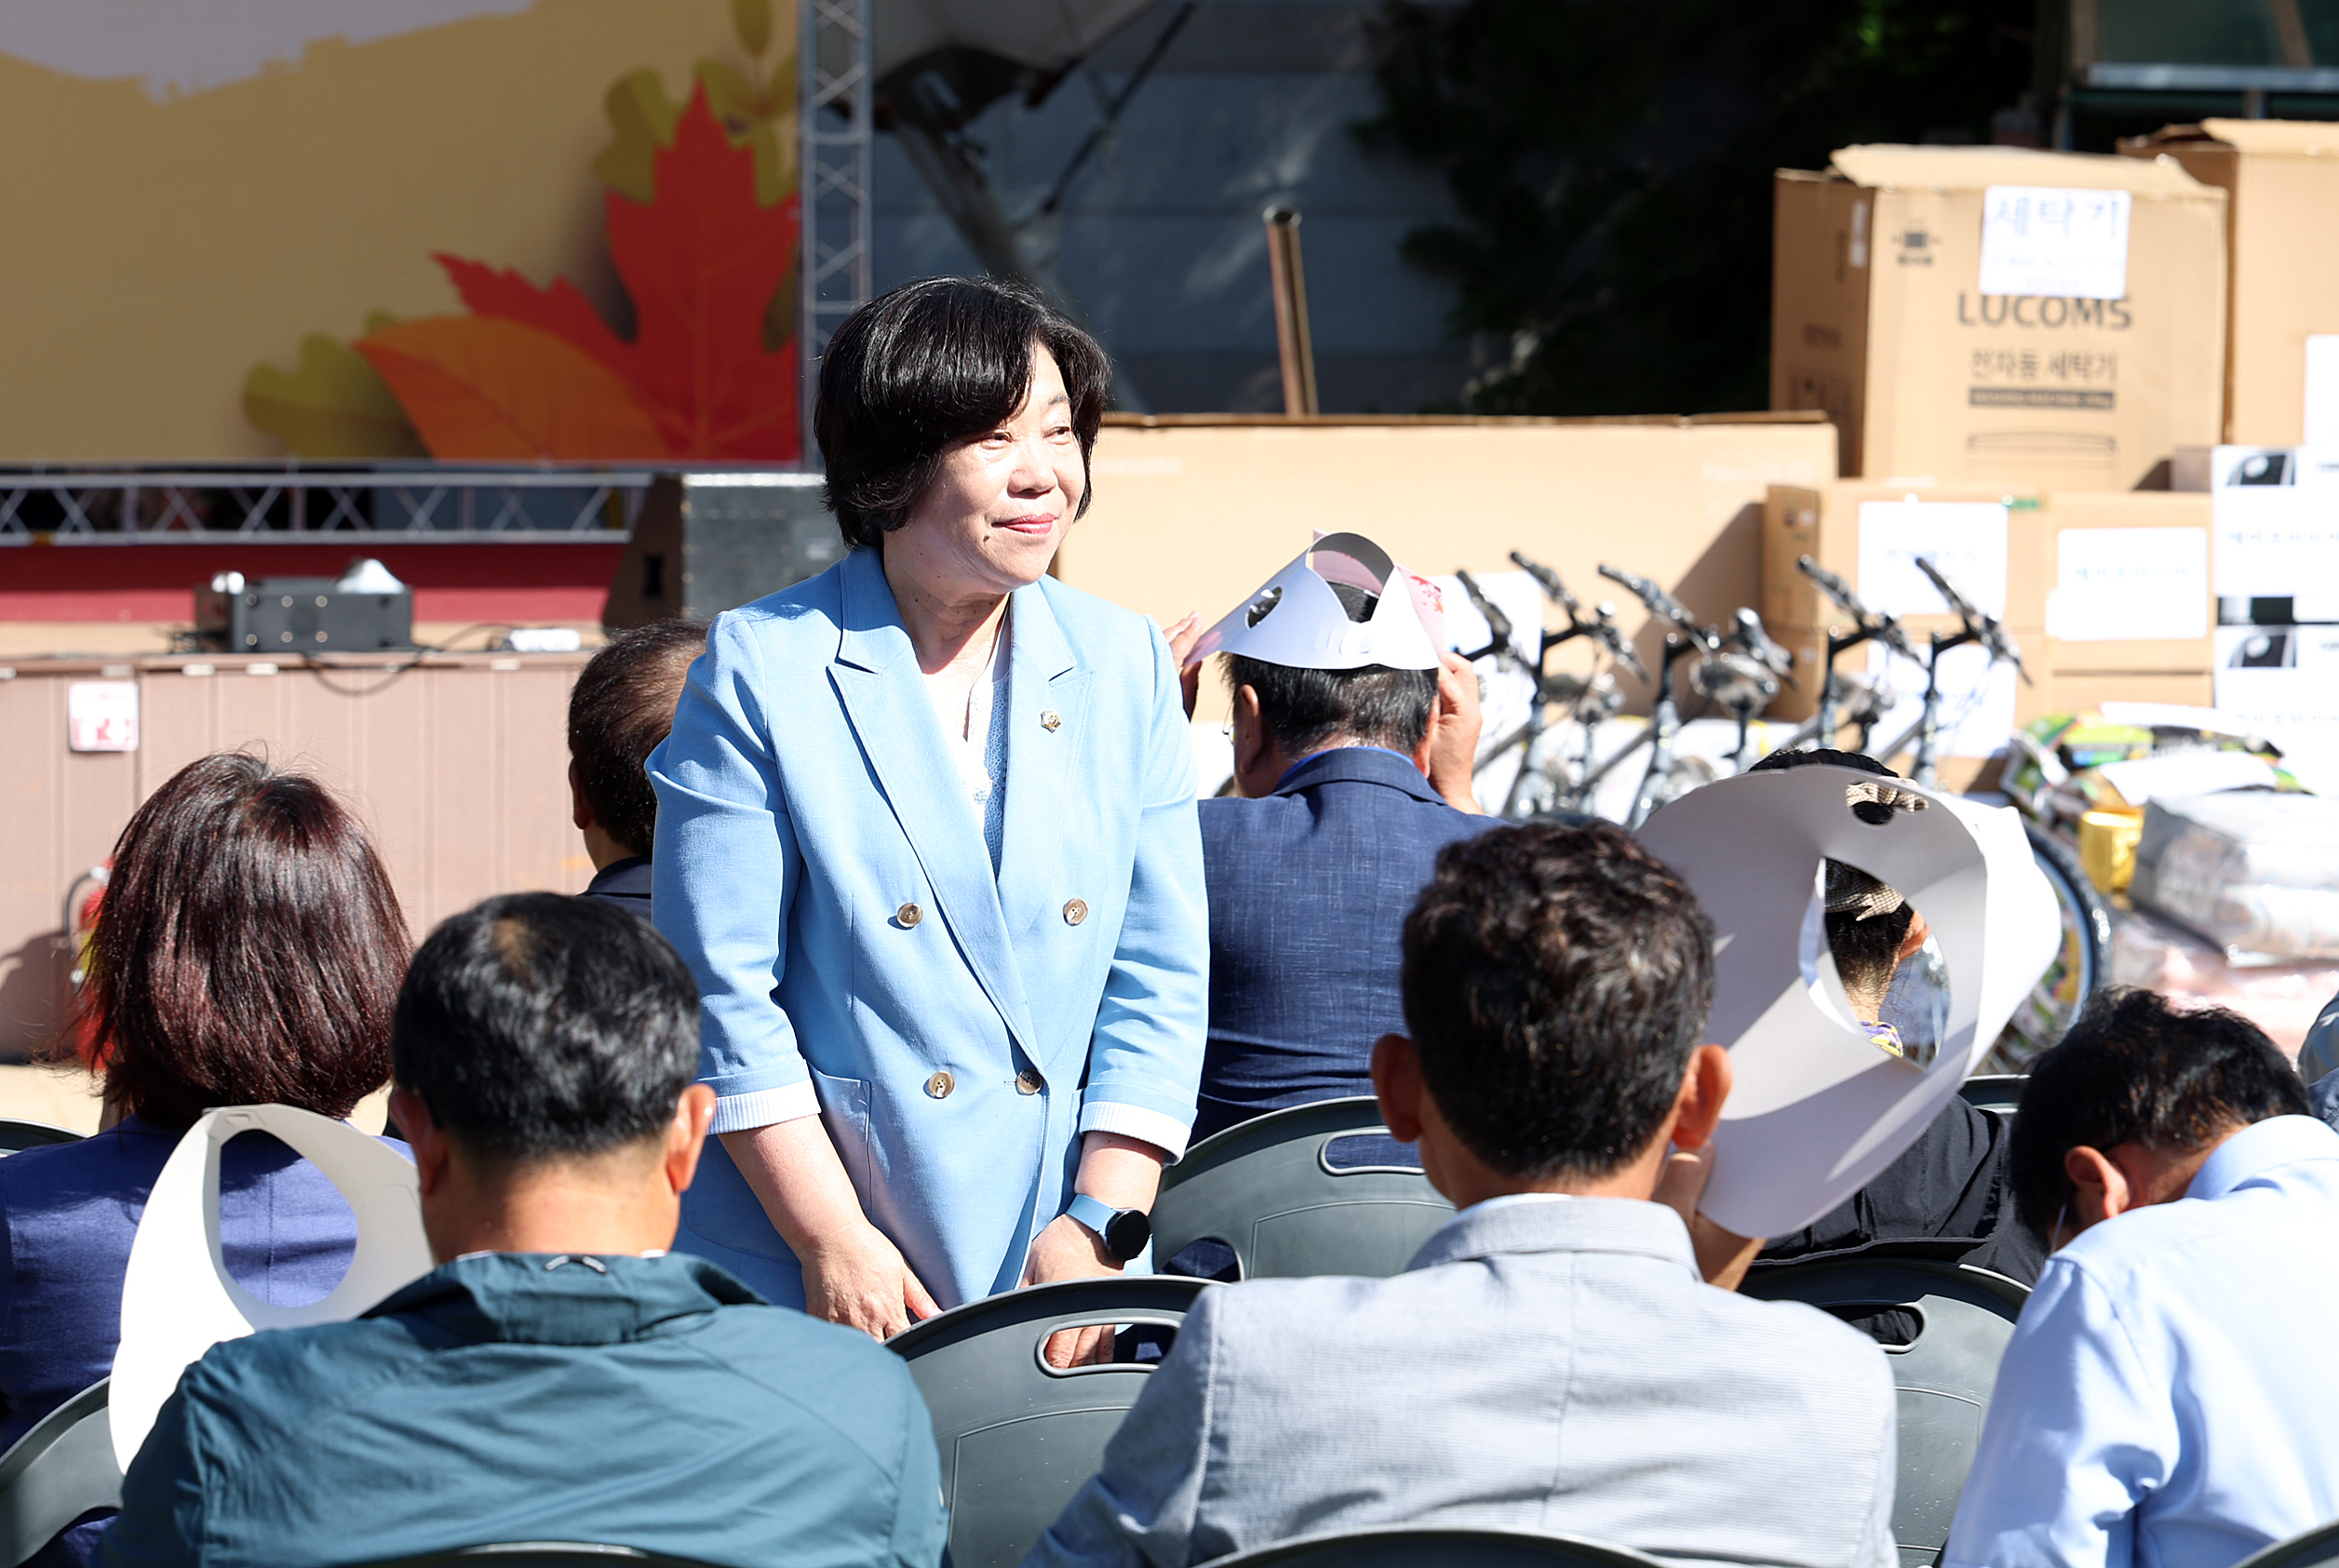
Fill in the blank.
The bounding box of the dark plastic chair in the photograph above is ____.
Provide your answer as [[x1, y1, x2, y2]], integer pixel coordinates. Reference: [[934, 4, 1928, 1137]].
[[1212, 1527, 1668, 1567], [1741, 1242, 2027, 1568], [0, 1122, 80, 1156], [364, 1546, 723, 1568], [1151, 1097, 1453, 1280], [889, 1275, 1209, 1568], [2234, 1519, 2339, 1568], [1956, 1077, 2025, 1117], [0, 1378, 120, 1568]]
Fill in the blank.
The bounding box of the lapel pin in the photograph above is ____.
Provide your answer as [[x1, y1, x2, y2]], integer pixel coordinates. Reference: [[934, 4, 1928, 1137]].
[[1041, 709, 1061, 731]]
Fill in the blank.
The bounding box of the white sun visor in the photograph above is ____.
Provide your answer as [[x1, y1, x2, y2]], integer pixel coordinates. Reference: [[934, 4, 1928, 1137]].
[[1637, 765, 2062, 1239], [1183, 531, 1445, 672]]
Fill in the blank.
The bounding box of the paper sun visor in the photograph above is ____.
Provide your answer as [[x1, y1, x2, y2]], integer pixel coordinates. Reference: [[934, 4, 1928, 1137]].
[[1637, 766, 2061, 1240], [111, 1105, 432, 1469], [1184, 531, 1443, 672]]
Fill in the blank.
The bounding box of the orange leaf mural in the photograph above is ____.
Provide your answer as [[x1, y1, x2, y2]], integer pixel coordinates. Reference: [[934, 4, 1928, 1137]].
[[356, 317, 676, 462], [427, 86, 800, 461]]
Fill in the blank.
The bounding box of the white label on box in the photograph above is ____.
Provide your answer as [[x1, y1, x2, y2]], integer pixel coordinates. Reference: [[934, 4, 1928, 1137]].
[[2213, 665, 2339, 793], [2211, 482, 2339, 597], [2045, 527, 2208, 641], [1856, 501, 2010, 618], [2306, 339, 2339, 449], [1867, 640, 2020, 759], [67, 680, 139, 752], [1978, 186, 2131, 301]]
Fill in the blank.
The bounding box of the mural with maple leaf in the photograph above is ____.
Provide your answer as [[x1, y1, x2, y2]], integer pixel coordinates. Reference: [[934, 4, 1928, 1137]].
[[243, 0, 799, 462]]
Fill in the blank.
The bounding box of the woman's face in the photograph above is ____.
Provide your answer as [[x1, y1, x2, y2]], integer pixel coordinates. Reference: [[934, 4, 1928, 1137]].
[[892, 345, 1084, 601]]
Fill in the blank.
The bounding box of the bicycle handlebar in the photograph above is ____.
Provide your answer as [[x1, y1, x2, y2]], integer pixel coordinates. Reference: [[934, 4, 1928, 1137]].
[[1509, 550, 1582, 618], [1914, 556, 2032, 683], [1454, 568, 1515, 656], [1596, 564, 1700, 635], [1795, 555, 1919, 662]]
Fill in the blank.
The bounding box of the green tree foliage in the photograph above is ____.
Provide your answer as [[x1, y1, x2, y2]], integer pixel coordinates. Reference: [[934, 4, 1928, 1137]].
[[1361, 0, 2036, 414]]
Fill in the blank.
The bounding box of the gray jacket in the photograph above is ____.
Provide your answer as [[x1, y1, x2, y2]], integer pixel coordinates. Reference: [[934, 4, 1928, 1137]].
[[1026, 1195, 1897, 1568]]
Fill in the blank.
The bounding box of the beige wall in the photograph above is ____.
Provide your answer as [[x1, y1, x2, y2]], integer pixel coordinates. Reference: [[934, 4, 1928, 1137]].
[[1061, 415, 1840, 717], [0, 0, 736, 460], [0, 652, 586, 1058]]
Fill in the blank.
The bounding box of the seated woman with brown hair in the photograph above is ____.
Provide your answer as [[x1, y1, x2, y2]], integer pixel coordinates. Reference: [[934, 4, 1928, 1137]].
[[0, 754, 409, 1562]]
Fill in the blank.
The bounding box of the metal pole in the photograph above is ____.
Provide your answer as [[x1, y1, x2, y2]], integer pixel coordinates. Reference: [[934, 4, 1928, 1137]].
[[800, 0, 874, 467], [1263, 206, 1320, 417]]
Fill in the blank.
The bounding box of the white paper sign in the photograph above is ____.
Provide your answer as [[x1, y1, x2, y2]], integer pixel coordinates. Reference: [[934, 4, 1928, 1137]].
[[2306, 338, 2339, 449], [1979, 186, 2132, 301], [2045, 527, 2209, 641], [1856, 501, 2010, 618], [2212, 665, 2339, 793], [112, 1105, 431, 1468], [1638, 767, 2060, 1238], [67, 680, 138, 752], [2211, 481, 2339, 597]]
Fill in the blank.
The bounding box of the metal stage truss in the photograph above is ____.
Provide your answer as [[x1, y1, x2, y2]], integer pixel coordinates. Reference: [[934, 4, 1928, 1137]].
[[800, 0, 875, 461], [0, 470, 658, 543]]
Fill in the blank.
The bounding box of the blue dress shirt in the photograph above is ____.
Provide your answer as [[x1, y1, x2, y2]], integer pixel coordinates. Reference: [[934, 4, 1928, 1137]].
[[1194, 745, 1494, 1142], [1946, 1115, 2339, 1568]]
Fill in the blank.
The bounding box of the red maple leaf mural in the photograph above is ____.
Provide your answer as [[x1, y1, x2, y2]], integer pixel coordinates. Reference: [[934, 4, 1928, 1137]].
[[360, 84, 799, 462]]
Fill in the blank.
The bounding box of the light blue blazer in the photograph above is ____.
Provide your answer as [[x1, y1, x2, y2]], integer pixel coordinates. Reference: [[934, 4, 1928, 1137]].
[[648, 546, 1208, 1311]]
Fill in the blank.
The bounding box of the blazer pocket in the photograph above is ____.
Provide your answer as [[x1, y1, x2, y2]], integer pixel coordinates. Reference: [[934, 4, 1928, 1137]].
[[808, 1064, 880, 1202]]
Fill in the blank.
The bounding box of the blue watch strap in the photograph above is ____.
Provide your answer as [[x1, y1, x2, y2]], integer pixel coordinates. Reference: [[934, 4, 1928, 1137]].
[[1066, 1192, 1121, 1239]]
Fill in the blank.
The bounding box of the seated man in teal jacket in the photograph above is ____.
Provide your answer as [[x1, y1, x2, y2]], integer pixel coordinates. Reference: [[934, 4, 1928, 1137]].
[[98, 892, 945, 1568]]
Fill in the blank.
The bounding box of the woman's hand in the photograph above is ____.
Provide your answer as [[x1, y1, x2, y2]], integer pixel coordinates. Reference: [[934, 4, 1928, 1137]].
[[803, 1220, 943, 1339], [1427, 650, 1486, 814], [1023, 1213, 1122, 1367], [722, 1121, 941, 1341], [1163, 611, 1204, 719]]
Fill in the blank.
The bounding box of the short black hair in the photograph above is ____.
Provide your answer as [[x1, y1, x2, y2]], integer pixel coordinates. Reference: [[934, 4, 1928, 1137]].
[[569, 620, 706, 859], [2011, 987, 2307, 1238], [1748, 747, 1916, 1004], [1402, 821, 1715, 1180], [814, 276, 1111, 551], [1224, 583, 1436, 757], [393, 892, 700, 1160]]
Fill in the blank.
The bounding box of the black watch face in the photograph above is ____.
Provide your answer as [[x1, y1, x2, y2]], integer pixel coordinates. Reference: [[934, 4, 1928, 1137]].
[[1103, 1208, 1152, 1261]]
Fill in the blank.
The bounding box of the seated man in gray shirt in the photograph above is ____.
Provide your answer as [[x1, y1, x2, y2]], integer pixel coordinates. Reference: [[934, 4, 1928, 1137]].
[[1026, 821, 1897, 1568]]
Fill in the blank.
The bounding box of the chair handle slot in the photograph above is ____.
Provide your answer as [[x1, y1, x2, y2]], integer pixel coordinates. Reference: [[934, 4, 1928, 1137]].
[[1030, 1315, 1187, 1378]]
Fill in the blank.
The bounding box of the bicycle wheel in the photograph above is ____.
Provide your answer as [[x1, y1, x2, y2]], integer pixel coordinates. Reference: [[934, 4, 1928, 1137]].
[[1983, 822, 2111, 1072]]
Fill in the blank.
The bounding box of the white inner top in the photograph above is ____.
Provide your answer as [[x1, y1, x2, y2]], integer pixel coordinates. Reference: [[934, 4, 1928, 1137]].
[[922, 609, 1010, 809]]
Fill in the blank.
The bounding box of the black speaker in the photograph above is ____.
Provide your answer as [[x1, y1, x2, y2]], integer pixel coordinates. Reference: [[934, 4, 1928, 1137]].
[[195, 576, 415, 652], [605, 474, 844, 625]]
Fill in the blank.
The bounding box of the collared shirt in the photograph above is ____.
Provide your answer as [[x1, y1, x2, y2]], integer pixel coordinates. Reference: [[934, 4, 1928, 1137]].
[[1193, 744, 1496, 1142], [1946, 1116, 2339, 1568], [97, 1253, 944, 1568], [1030, 1196, 1895, 1568], [581, 854, 654, 910]]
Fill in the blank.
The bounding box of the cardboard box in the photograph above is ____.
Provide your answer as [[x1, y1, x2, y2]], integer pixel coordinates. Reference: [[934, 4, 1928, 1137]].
[[1773, 145, 2227, 489], [2120, 122, 2339, 448], [2021, 670, 2214, 724], [1060, 414, 1838, 719], [1765, 484, 2215, 675]]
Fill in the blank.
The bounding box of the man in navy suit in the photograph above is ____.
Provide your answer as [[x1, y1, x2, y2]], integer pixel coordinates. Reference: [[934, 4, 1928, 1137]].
[[1178, 579, 1495, 1144]]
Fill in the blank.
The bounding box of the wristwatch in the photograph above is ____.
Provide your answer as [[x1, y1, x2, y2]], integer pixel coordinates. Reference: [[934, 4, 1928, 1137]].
[[1065, 1192, 1152, 1262]]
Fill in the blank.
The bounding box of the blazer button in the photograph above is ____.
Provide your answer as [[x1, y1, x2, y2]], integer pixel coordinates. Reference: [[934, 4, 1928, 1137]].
[[896, 903, 922, 929], [925, 1070, 955, 1099], [1062, 898, 1088, 926], [1041, 709, 1061, 732], [1015, 1068, 1044, 1095]]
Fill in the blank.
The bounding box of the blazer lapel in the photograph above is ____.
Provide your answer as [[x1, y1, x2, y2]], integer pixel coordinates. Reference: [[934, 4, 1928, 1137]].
[[829, 549, 1036, 1050], [999, 582, 1096, 942]]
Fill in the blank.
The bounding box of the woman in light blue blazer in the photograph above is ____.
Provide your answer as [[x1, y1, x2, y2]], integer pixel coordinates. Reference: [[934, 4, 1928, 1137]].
[[650, 278, 1207, 1346]]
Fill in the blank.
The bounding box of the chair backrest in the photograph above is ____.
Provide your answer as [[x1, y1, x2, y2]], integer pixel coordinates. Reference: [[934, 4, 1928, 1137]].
[[1740, 1243, 2027, 1568], [1956, 1076, 2026, 1116], [0, 1122, 81, 1157], [1210, 1527, 1669, 1568], [2234, 1519, 2339, 1568], [889, 1275, 1209, 1568], [1150, 1097, 1452, 1280], [0, 1378, 120, 1568], [361, 1545, 722, 1568]]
